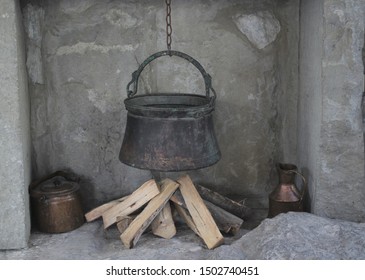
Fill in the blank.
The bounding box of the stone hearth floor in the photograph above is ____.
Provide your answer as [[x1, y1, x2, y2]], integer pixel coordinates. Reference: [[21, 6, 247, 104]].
[[0, 221, 249, 260], [1, 212, 365, 260]]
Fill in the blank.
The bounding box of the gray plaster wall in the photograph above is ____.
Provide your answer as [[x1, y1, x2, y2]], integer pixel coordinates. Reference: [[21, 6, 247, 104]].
[[298, 0, 323, 215], [299, 0, 365, 222], [22, 0, 298, 211], [0, 0, 31, 249], [275, 0, 299, 164]]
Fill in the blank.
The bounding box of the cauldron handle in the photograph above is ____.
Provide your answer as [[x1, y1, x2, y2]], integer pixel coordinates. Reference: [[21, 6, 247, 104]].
[[126, 50, 216, 104]]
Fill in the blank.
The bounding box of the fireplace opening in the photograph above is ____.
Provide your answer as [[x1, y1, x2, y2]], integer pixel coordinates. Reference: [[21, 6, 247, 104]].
[[1, 0, 364, 258], [22, 0, 298, 217]]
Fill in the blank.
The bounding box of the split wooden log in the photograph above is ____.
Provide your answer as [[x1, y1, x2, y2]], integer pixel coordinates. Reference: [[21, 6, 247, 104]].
[[177, 175, 224, 249], [149, 173, 177, 239], [85, 196, 129, 222], [196, 184, 251, 219], [102, 179, 160, 229], [170, 194, 184, 206], [173, 203, 201, 238], [151, 201, 176, 239], [172, 190, 243, 235], [120, 179, 180, 249], [116, 216, 134, 234], [203, 200, 243, 235]]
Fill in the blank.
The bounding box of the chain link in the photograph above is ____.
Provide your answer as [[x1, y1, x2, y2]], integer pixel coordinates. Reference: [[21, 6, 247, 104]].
[[165, 0, 172, 52]]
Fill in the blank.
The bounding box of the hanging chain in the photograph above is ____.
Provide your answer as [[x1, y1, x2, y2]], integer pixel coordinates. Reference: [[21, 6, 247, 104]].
[[165, 0, 172, 52]]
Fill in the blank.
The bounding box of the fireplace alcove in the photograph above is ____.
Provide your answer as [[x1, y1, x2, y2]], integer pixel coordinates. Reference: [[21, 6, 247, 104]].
[[0, 0, 364, 253]]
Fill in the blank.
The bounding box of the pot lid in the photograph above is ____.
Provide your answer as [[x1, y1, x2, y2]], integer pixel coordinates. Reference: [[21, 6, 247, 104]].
[[30, 176, 79, 197]]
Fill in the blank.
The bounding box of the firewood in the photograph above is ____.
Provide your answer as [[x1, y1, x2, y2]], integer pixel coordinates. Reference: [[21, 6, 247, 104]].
[[151, 201, 176, 239], [85, 196, 129, 222], [102, 179, 160, 229], [177, 175, 224, 249], [196, 184, 251, 219], [116, 216, 134, 234], [151, 170, 176, 239], [172, 189, 243, 235], [203, 200, 243, 235], [169, 194, 184, 206], [149, 172, 178, 239], [173, 202, 201, 238], [120, 179, 180, 249]]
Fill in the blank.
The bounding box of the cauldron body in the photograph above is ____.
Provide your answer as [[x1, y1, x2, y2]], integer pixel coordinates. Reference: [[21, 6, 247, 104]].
[[120, 94, 220, 171], [119, 50, 221, 171]]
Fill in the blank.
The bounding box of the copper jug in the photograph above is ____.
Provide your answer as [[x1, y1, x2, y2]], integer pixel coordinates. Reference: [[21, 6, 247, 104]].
[[268, 163, 306, 218]]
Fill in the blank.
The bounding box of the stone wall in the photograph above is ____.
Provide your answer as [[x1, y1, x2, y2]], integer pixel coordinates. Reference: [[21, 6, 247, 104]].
[[1, 0, 364, 252], [0, 0, 31, 249], [299, 0, 365, 222], [22, 0, 299, 211]]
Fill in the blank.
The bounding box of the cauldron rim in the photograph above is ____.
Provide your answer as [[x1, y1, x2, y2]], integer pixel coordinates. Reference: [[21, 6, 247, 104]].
[[124, 93, 214, 117]]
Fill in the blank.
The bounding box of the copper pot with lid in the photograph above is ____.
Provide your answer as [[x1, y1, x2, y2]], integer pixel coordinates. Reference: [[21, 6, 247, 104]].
[[29, 171, 84, 233]]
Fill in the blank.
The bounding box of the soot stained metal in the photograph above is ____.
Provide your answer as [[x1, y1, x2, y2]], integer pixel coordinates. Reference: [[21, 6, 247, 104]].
[[119, 1, 220, 172], [119, 50, 221, 171]]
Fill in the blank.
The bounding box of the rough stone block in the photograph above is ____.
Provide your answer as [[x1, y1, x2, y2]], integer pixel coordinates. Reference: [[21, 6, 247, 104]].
[[233, 10, 281, 49], [299, 0, 365, 222], [237, 212, 365, 259], [0, 0, 31, 249]]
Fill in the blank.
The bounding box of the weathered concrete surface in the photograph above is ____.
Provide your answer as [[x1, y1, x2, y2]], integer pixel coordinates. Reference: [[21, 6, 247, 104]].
[[298, 0, 323, 215], [0, 222, 248, 260], [2, 212, 365, 260], [317, 0, 365, 221], [22, 0, 298, 211], [0, 0, 31, 249], [275, 0, 299, 165], [298, 0, 365, 222], [238, 212, 365, 259]]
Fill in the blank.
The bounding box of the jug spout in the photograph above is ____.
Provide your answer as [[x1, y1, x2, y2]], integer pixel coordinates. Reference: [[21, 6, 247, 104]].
[[277, 163, 297, 184]]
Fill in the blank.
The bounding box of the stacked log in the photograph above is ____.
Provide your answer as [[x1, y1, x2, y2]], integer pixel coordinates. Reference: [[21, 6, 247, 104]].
[[85, 175, 250, 249]]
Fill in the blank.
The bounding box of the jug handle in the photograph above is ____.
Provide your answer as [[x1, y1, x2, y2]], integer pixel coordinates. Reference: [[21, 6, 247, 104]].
[[126, 50, 216, 106], [289, 170, 307, 202]]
